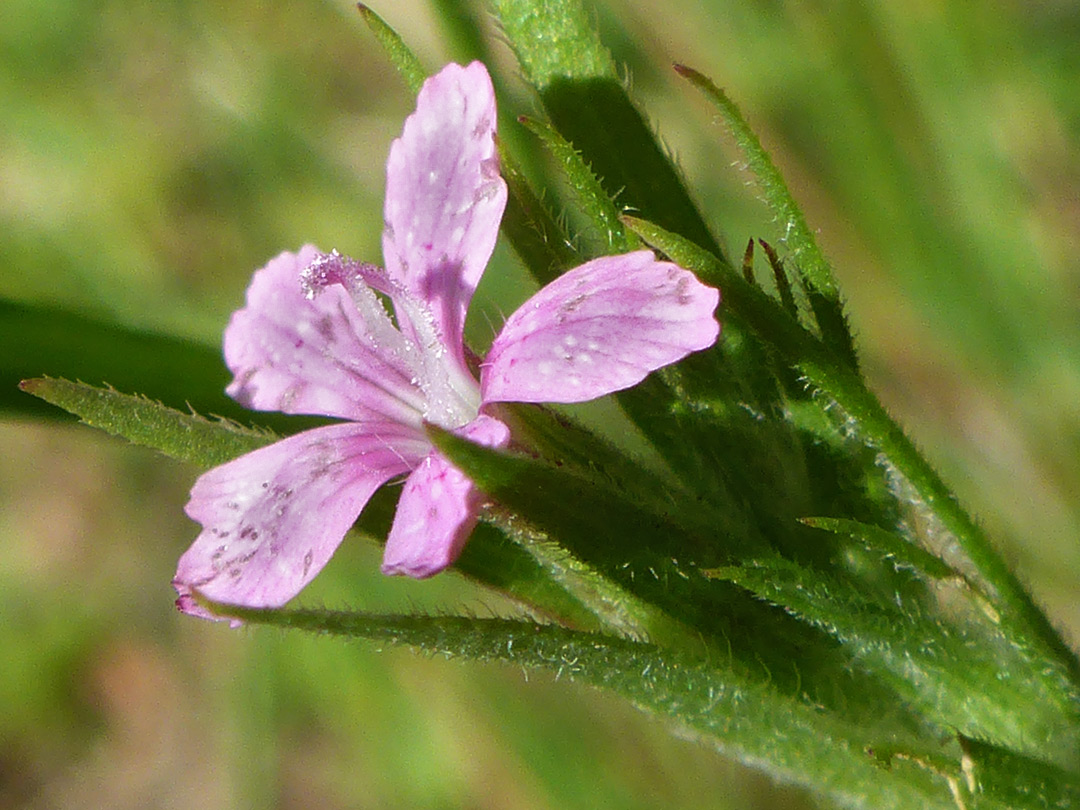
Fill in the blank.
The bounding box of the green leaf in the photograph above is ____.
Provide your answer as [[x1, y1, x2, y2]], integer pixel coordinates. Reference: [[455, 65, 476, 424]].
[[452, 520, 609, 632], [673, 65, 859, 367], [488, 0, 726, 261], [209, 604, 971, 810], [754, 238, 800, 319], [356, 4, 426, 93], [19, 377, 273, 468], [498, 145, 582, 286], [498, 401, 684, 518], [488, 0, 616, 84], [672, 64, 840, 301], [19, 379, 611, 630], [426, 420, 945, 739], [518, 115, 638, 253], [960, 736, 1080, 809], [427, 421, 736, 646], [612, 349, 813, 548], [481, 505, 705, 647]]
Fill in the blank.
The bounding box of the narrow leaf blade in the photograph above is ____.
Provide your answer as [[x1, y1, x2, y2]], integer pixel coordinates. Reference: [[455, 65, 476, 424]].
[[357, 3, 426, 93], [20, 377, 273, 468], [673, 64, 840, 300], [518, 115, 638, 252], [626, 216, 1080, 700]]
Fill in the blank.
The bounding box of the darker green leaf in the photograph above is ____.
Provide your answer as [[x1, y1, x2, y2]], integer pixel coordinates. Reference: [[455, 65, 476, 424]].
[[712, 555, 1080, 763], [3, 298, 325, 435]]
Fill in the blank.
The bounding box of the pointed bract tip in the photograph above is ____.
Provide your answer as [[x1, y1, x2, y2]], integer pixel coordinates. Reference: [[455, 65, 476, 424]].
[[741, 238, 756, 283], [672, 63, 708, 84], [618, 213, 643, 230]]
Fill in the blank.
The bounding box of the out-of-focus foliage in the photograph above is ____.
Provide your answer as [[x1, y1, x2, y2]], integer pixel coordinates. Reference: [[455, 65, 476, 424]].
[[3, 0, 1079, 808]]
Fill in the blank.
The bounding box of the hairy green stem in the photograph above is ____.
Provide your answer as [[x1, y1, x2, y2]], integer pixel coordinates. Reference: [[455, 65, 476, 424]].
[[625, 216, 1080, 694]]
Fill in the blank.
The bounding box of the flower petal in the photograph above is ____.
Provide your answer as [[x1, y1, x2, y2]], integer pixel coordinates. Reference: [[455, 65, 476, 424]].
[[174, 422, 429, 620], [382, 62, 507, 366], [224, 246, 427, 425], [380, 415, 510, 578], [481, 251, 720, 404]]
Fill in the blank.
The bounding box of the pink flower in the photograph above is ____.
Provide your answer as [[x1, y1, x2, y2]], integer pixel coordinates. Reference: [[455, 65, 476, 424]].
[[173, 62, 720, 620]]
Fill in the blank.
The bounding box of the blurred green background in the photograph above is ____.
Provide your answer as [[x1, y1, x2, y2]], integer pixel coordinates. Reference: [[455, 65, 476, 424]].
[[3, 0, 1078, 807]]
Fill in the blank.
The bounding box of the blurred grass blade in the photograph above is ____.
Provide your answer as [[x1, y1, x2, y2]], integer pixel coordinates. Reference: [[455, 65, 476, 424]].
[[4, 299, 227, 421], [518, 115, 638, 252], [673, 64, 839, 300], [217, 603, 975, 810], [3, 299, 326, 435], [19, 377, 274, 468], [712, 555, 1080, 762], [489, 0, 726, 262], [430, 0, 489, 65]]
